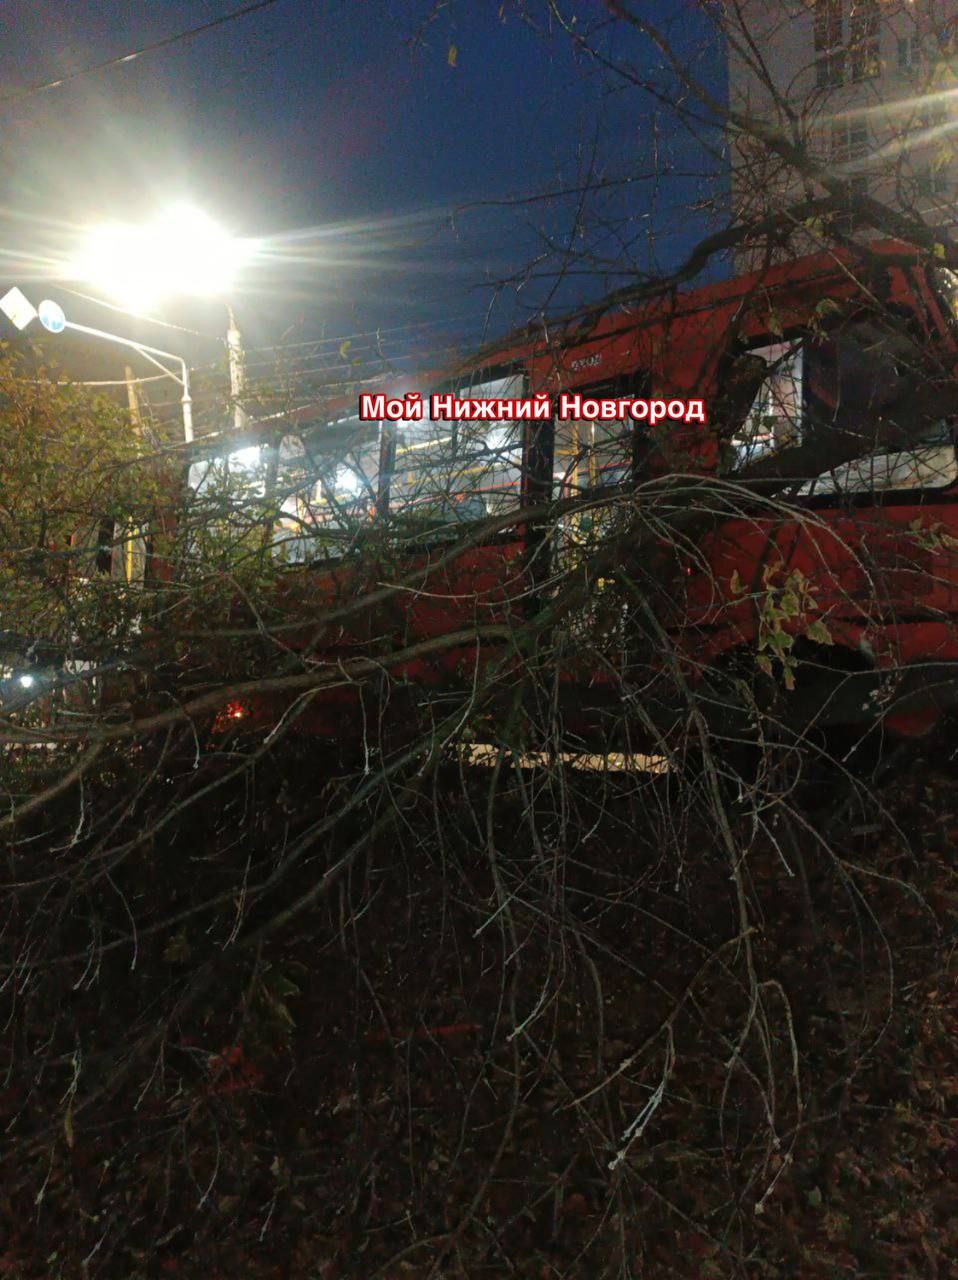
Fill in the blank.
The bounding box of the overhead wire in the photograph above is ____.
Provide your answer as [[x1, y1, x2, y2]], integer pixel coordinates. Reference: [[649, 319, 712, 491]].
[[146, 335, 477, 399], [10, 373, 171, 387], [0, 0, 285, 107], [240, 311, 482, 356], [56, 287, 222, 341]]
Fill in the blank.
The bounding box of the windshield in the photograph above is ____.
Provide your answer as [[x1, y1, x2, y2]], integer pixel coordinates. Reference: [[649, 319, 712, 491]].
[[728, 314, 939, 472], [797, 440, 958, 496]]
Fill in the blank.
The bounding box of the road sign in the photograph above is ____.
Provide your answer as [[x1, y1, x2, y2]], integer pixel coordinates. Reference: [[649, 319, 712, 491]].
[[38, 300, 66, 334], [0, 286, 38, 331]]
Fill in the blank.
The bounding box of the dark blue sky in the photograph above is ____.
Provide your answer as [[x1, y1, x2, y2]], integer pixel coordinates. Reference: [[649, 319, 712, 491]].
[[0, 1, 726, 377]]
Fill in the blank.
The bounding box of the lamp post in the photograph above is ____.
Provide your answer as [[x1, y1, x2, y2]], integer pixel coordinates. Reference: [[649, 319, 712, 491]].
[[56, 312, 194, 442], [0, 290, 195, 441], [68, 205, 254, 432], [227, 306, 248, 432]]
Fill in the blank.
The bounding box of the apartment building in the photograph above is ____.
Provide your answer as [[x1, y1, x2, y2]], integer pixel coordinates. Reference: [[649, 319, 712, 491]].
[[728, 1, 958, 251]]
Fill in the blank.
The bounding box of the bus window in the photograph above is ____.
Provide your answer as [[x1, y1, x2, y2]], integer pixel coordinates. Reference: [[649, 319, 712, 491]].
[[553, 415, 632, 500], [451, 416, 523, 516], [728, 317, 927, 472], [798, 439, 958, 496], [731, 342, 804, 467], [551, 413, 633, 563], [188, 443, 269, 500], [274, 420, 379, 562], [187, 421, 381, 566], [389, 375, 524, 527], [110, 524, 148, 583]]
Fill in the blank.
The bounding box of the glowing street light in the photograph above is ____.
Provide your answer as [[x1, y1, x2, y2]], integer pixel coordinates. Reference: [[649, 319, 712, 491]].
[[70, 205, 250, 311], [69, 205, 256, 429]]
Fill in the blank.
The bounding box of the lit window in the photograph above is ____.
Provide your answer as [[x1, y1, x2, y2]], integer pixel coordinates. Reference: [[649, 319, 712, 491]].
[[831, 120, 868, 164]]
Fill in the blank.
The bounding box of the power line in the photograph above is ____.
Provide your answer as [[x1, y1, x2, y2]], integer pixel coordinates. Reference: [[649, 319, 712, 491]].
[[0, 0, 285, 107], [12, 373, 170, 387], [241, 312, 481, 356], [56, 287, 221, 341]]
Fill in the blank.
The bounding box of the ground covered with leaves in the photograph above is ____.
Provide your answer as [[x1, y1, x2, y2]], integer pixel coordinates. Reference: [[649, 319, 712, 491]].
[[1, 732, 956, 1279]]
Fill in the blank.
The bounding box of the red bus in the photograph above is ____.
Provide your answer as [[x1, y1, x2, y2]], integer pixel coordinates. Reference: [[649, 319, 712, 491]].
[[142, 239, 958, 747]]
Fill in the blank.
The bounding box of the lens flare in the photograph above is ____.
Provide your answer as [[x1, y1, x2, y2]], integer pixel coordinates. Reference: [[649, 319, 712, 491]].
[[69, 205, 255, 309]]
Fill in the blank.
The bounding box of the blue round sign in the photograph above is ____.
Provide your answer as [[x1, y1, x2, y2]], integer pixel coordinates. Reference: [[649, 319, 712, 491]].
[[38, 300, 66, 334]]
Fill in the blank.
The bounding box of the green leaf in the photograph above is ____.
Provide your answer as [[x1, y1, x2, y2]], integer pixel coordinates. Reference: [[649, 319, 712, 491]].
[[448, 43, 458, 67], [805, 619, 834, 646]]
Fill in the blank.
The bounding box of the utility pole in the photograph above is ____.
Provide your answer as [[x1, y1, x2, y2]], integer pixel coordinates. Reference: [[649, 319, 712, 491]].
[[124, 365, 142, 432], [227, 306, 248, 431]]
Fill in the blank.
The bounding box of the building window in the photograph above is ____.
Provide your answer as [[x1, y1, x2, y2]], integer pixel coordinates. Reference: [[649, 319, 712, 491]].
[[814, 0, 843, 52], [898, 35, 920, 71], [830, 121, 869, 231], [831, 120, 868, 164], [817, 49, 846, 87]]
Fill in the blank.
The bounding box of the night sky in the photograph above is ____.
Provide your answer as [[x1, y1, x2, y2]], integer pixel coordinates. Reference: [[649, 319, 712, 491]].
[[0, 1, 726, 382]]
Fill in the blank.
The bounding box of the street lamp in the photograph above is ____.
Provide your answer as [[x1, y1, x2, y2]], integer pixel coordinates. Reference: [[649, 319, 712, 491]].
[[0, 288, 195, 442], [69, 205, 255, 430], [63, 315, 196, 441]]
